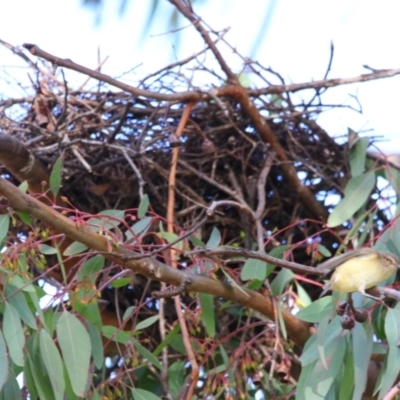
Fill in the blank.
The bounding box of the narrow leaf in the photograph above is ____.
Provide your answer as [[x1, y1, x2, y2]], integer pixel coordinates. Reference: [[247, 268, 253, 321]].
[[135, 315, 160, 331], [0, 214, 9, 243], [206, 227, 221, 248], [56, 311, 91, 397], [110, 277, 131, 288], [63, 241, 88, 256], [76, 255, 105, 280], [87, 322, 104, 369], [0, 331, 8, 391], [50, 157, 63, 196], [296, 297, 333, 323], [39, 329, 65, 400], [131, 388, 162, 400], [349, 136, 369, 177], [5, 284, 37, 329], [328, 172, 375, 227], [138, 194, 150, 218], [199, 293, 215, 337], [3, 302, 25, 366], [241, 257, 267, 281], [133, 339, 162, 370], [125, 216, 152, 241]]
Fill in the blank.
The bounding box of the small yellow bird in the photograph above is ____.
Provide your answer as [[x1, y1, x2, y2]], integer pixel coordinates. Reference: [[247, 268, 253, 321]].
[[317, 248, 400, 300]]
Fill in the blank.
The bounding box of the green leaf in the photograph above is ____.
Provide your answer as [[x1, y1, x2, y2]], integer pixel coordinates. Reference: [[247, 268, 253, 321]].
[[327, 172, 376, 227], [0, 214, 9, 243], [131, 388, 162, 400], [265, 245, 292, 271], [135, 315, 160, 331], [16, 210, 31, 225], [5, 284, 37, 329], [102, 326, 132, 345], [296, 297, 333, 322], [110, 277, 131, 288], [188, 235, 205, 247], [3, 302, 25, 366], [385, 165, 400, 196], [349, 136, 369, 177], [219, 267, 249, 297], [72, 299, 102, 329], [153, 324, 181, 356], [241, 256, 267, 281], [26, 335, 54, 400], [125, 216, 153, 241], [63, 363, 82, 400], [87, 209, 125, 232], [56, 311, 91, 397], [384, 238, 400, 259], [199, 293, 215, 337], [379, 308, 400, 398], [50, 157, 63, 196], [317, 244, 332, 258], [76, 255, 105, 281], [270, 268, 294, 296], [206, 227, 221, 248], [168, 361, 186, 399], [123, 306, 135, 321], [133, 339, 162, 370], [0, 331, 8, 391], [23, 357, 38, 400], [39, 329, 65, 400], [352, 323, 371, 400], [18, 181, 29, 193], [299, 335, 318, 366], [63, 241, 88, 256], [1, 373, 21, 400], [138, 194, 150, 219], [338, 347, 355, 400], [295, 282, 312, 308], [157, 231, 184, 251], [87, 322, 104, 369], [39, 244, 58, 255]]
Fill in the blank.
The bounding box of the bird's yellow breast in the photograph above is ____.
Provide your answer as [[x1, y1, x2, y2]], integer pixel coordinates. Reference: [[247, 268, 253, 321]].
[[329, 253, 397, 293]]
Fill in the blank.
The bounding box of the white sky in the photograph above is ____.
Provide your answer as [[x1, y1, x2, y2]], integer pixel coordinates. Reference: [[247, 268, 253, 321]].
[[1, 0, 400, 153]]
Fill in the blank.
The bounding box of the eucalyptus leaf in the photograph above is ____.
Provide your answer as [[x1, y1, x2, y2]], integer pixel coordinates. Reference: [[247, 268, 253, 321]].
[[328, 172, 375, 227]]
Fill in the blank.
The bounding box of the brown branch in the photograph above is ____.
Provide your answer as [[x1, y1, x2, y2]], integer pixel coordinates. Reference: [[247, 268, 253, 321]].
[[0, 132, 54, 201], [166, 102, 199, 398], [189, 247, 323, 276], [21, 44, 400, 105], [0, 176, 312, 347], [168, 1, 328, 221], [22, 43, 201, 102]]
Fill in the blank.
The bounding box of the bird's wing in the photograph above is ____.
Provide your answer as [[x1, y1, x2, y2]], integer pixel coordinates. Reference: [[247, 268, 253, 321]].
[[316, 248, 376, 274]]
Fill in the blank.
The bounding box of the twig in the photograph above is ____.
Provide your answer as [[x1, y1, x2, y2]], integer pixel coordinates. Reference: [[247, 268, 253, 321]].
[[121, 148, 145, 199], [152, 277, 192, 298], [71, 145, 92, 173], [22, 43, 400, 104], [188, 247, 323, 276], [168, 0, 329, 221], [163, 101, 200, 398]]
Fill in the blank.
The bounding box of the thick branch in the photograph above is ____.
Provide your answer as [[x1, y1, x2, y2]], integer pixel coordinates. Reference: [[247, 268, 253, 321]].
[[0, 177, 313, 347], [0, 133, 50, 195]]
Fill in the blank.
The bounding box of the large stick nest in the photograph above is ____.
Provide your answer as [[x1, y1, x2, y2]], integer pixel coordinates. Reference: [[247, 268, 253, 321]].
[[1, 76, 352, 254]]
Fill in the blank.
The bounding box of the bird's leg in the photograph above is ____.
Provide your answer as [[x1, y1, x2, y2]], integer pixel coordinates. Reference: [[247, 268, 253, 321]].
[[358, 286, 384, 302]]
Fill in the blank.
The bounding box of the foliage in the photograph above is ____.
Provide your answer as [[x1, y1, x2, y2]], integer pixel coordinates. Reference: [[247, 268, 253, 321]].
[[0, 1, 400, 399]]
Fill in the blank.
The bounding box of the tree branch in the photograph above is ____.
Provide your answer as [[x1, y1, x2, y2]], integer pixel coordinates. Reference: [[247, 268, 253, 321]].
[[0, 176, 313, 347]]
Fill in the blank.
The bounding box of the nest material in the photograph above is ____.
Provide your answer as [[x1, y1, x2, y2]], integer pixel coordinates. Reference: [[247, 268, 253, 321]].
[[0, 41, 398, 396], [2, 88, 349, 253]]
